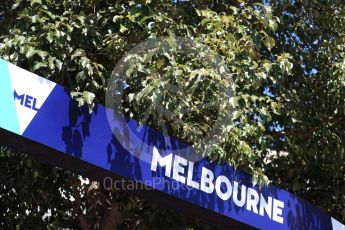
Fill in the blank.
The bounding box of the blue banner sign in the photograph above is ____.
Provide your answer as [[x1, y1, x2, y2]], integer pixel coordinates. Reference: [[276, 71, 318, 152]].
[[0, 59, 344, 230]]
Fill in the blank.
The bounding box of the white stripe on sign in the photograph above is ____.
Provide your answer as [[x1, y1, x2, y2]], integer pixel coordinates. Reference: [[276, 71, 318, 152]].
[[332, 218, 345, 230], [8, 63, 56, 135]]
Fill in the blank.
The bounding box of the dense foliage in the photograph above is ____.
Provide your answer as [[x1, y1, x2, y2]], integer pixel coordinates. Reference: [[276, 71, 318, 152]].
[[0, 0, 344, 228]]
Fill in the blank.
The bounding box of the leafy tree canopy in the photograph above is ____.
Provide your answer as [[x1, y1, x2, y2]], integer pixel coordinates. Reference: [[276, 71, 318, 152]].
[[0, 0, 344, 228]]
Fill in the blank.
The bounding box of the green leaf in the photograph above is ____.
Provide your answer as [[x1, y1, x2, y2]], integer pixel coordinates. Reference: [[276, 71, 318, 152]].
[[268, 19, 278, 31], [120, 24, 128, 33], [229, 96, 239, 108], [55, 59, 62, 71], [232, 110, 241, 120], [83, 91, 95, 105], [25, 47, 36, 58], [75, 71, 85, 83], [71, 49, 85, 60], [128, 93, 135, 102], [166, 32, 177, 50], [30, 0, 42, 6], [285, 61, 293, 75], [113, 15, 123, 22], [32, 62, 47, 71], [46, 32, 54, 43], [264, 37, 275, 51], [80, 57, 89, 67]]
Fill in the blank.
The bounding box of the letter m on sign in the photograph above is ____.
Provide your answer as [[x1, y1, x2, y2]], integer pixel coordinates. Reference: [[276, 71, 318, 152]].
[[14, 90, 24, 105]]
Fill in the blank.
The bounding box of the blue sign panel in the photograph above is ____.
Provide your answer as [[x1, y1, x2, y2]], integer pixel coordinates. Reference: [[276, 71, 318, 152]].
[[0, 59, 344, 229]]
